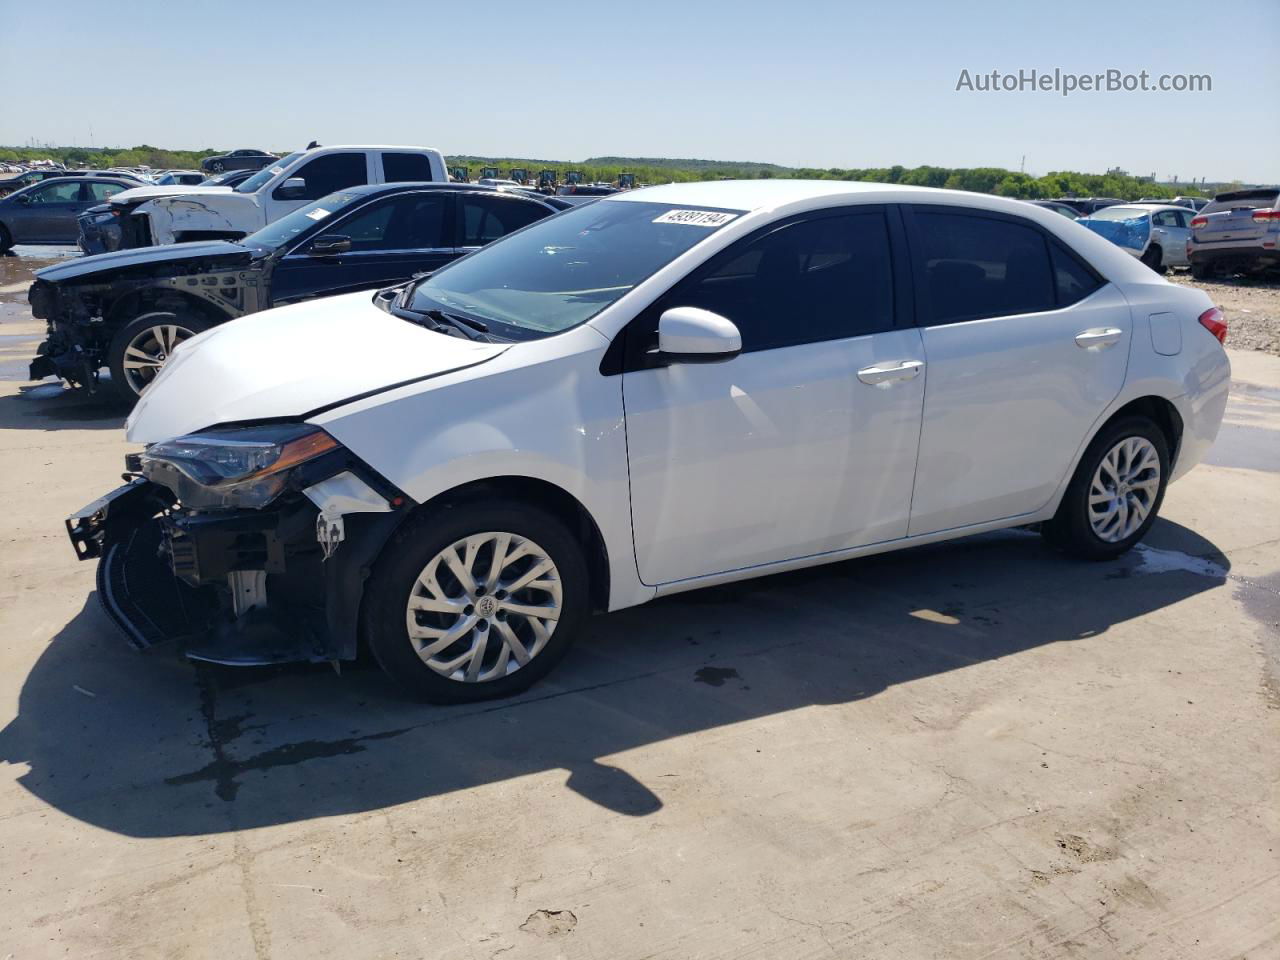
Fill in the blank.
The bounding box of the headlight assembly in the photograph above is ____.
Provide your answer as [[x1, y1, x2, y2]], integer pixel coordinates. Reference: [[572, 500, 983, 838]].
[[141, 424, 341, 509]]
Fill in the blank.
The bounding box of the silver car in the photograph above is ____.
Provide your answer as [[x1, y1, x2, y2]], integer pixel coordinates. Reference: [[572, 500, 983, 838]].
[[1077, 203, 1193, 273]]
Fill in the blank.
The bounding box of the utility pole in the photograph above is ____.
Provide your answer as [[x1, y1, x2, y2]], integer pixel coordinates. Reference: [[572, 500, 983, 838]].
[[1020, 154, 1025, 173]]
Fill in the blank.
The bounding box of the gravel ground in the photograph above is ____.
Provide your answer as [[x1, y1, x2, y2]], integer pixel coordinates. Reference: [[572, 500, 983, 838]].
[[1170, 272, 1280, 356]]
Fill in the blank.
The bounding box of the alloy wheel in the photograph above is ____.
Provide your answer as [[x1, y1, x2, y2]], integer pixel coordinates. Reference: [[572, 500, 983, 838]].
[[121, 323, 196, 395], [404, 531, 563, 683], [1088, 436, 1161, 542]]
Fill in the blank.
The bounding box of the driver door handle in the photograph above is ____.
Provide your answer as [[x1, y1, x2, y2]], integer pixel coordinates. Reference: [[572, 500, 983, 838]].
[[1074, 327, 1124, 350], [857, 359, 924, 385]]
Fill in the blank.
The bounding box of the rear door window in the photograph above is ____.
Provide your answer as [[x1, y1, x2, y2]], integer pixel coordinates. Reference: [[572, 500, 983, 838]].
[[382, 153, 436, 183], [86, 181, 127, 202], [276, 152, 368, 201], [1049, 243, 1103, 307], [459, 194, 548, 245], [912, 210, 1056, 324]]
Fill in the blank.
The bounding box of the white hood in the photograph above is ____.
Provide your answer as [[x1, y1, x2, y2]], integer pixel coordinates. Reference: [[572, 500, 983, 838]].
[[126, 292, 507, 443], [110, 185, 232, 204]]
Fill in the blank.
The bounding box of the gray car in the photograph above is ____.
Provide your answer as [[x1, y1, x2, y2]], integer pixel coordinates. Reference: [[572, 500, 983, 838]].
[[1188, 189, 1280, 278], [0, 177, 135, 251]]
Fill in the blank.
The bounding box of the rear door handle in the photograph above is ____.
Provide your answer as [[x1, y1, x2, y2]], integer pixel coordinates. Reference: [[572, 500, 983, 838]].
[[857, 359, 924, 385], [1074, 327, 1123, 350]]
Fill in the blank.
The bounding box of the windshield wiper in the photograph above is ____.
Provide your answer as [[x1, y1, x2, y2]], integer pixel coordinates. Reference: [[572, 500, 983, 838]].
[[391, 303, 494, 342]]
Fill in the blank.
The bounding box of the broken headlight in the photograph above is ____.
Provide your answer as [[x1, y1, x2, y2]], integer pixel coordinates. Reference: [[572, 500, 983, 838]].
[[140, 424, 340, 509]]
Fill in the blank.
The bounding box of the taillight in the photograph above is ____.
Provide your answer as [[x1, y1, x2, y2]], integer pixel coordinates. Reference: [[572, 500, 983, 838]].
[[1190, 216, 1208, 228], [1198, 307, 1227, 345], [1252, 209, 1278, 223]]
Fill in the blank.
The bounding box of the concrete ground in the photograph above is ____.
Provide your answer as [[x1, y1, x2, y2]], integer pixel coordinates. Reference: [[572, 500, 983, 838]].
[[1, 248, 1278, 959]]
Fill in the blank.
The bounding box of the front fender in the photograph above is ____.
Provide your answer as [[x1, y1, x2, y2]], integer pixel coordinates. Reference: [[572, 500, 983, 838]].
[[310, 328, 653, 612]]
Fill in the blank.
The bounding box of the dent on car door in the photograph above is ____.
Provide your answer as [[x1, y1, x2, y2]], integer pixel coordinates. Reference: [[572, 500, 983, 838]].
[[270, 193, 458, 305], [902, 206, 1126, 536], [622, 208, 926, 586]]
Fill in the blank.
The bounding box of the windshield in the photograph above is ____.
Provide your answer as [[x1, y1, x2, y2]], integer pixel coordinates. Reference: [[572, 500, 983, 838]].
[[409, 200, 742, 338], [241, 191, 368, 249], [1087, 206, 1146, 221], [234, 152, 302, 194]]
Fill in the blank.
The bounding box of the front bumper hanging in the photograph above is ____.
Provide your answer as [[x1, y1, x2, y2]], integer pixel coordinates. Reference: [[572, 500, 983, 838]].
[[66, 474, 406, 665]]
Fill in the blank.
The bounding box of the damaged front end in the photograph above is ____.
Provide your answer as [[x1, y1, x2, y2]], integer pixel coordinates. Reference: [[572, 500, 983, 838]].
[[67, 425, 411, 665]]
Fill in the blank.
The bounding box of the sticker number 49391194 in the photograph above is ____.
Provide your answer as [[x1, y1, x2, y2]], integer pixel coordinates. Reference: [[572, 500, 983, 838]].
[[652, 209, 739, 227]]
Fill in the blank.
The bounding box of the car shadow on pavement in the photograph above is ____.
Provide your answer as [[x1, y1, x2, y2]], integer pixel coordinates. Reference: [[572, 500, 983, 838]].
[[0, 383, 129, 430], [0, 519, 1231, 837]]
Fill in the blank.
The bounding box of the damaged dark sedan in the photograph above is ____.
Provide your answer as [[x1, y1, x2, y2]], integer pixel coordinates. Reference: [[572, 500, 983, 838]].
[[29, 183, 567, 399]]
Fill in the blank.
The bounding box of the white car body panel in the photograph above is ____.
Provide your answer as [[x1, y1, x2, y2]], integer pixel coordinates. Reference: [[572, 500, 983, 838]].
[[126, 292, 505, 443], [624, 328, 925, 584], [908, 285, 1133, 535], [128, 180, 1230, 615], [128, 146, 448, 245]]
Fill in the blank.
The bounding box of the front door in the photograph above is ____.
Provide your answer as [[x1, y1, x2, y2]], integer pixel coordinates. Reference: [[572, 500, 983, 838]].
[[622, 208, 926, 585], [270, 192, 457, 306], [903, 206, 1130, 536], [14, 179, 85, 242]]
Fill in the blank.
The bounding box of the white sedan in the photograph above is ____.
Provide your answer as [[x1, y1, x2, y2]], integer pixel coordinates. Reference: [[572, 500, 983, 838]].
[[69, 180, 1231, 701]]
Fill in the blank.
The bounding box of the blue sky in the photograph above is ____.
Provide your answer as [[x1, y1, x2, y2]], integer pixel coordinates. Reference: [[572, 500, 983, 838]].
[[3, 0, 1277, 183]]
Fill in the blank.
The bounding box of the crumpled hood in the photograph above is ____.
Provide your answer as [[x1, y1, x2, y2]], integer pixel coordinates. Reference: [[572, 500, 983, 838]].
[[108, 185, 231, 205], [35, 241, 254, 283], [126, 291, 507, 443]]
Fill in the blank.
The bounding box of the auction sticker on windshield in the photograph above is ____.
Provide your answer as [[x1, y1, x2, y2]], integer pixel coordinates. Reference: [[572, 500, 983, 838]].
[[653, 209, 739, 227], [305, 207, 331, 221]]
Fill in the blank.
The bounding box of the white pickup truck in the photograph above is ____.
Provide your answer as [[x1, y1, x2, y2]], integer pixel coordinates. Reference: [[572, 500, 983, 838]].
[[86, 145, 449, 250]]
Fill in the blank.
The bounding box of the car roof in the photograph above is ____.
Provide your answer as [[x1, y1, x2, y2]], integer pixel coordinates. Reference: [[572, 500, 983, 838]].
[[605, 178, 1093, 222], [333, 182, 557, 200]]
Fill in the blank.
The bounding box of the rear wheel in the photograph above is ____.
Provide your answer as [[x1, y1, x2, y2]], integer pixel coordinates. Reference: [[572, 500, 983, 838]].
[[1140, 245, 1164, 273], [1043, 416, 1169, 560], [363, 500, 589, 703], [107, 311, 213, 400], [1190, 260, 1211, 280]]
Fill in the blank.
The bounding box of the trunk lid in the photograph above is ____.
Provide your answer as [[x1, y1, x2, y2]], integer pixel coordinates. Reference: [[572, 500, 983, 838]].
[[1194, 190, 1278, 245]]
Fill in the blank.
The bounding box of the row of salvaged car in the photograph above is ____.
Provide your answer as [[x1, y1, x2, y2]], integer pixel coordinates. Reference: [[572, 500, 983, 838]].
[[12, 142, 1279, 407], [1028, 193, 1280, 278]]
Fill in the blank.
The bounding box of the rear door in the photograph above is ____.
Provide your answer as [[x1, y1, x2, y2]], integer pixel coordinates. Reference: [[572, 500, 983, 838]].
[[903, 205, 1128, 536], [270, 191, 457, 305]]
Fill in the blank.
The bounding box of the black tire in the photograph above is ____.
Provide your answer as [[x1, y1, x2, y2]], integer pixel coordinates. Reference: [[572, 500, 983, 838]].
[[363, 500, 590, 703], [106, 310, 215, 402], [210, 160, 225, 173], [1190, 260, 1211, 280], [0, 223, 12, 253], [1043, 416, 1170, 560], [1140, 245, 1164, 274]]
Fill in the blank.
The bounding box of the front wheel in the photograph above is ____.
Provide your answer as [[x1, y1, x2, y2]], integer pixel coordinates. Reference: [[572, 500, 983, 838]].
[[1043, 416, 1170, 560], [107, 311, 213, 400], [363, 501, 590, 703], [0, 223, 12, 253], [210, 160, 225, 173]]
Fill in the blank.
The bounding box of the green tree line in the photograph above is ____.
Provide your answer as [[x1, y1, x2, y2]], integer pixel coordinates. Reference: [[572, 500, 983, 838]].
[[1, 144, 1231, 200]]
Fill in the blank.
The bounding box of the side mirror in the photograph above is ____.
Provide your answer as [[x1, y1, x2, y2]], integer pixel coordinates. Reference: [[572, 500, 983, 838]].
[[656, 307, 741, 363], [277, 177, 307, 199], [15, 193, 32, 205], [309, 234, 352, 257]]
